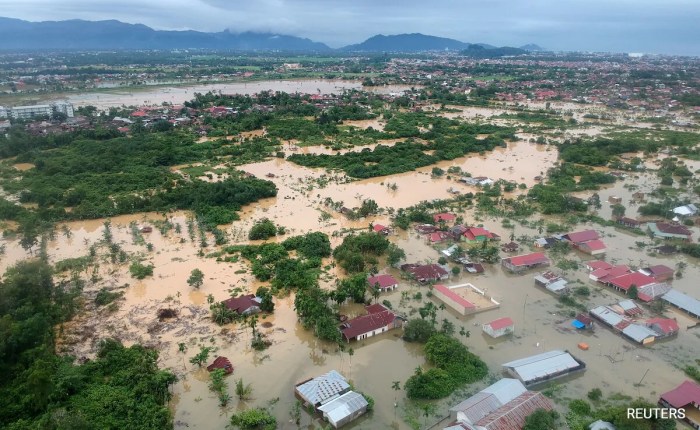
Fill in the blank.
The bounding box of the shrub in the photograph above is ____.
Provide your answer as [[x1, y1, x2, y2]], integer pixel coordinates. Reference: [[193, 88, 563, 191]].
[[248, 218, 278, 240], [129, 261, 154, 279], [402, 319, 436, 343]]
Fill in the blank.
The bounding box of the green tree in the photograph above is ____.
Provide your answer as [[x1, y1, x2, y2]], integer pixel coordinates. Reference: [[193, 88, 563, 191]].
[[187, 268, 205, 288], [189, 346, 212, 367], [235, 378, 253, 400], [403, 319, 437, 342], [523, 409, 559, 430], [256, 286, 275, 313], [230, 408, 276, 430]]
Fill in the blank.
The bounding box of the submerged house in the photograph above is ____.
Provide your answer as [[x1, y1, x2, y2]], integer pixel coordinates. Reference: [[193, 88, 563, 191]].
[[639, 265, 675, 282], [647, 222, 692, 241], [534, 271, 569, 295], [367, 274, 398, 292], [445, 378, 553, 430], [502, 350, 586, 387], [401, 263, 450, 283], [501, 252, 550, 273], [317, 391, 369, 429], [482, 317, 515, 338], [340, 304, 402, 342], [222, 294, 262, 315], [294, 371, 370, 428], [563, 229, 607, 255], [658, 380, 700, 429]]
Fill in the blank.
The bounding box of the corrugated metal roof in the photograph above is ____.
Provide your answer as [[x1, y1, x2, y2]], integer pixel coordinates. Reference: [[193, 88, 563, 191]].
[[590, 306, 625, 327], [317, 391, 368, 425], [621, 324, 657, 343], [502, 350, 580, 383], [662, 289, 700, 317], [475, 391, 554, 430], [296, 370, 349, 406], [450, 379, 526, 425], [546, 279, 568, 293]]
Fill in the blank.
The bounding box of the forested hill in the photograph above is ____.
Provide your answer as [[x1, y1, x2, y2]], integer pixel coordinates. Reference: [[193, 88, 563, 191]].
[[0, 17, 331, 51]]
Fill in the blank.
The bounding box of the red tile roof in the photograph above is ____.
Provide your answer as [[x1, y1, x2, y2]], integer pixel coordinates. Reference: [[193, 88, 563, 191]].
[[475, 391, 553, 430], [373, 224, 388, 232], [580, 239, 606, 252], [565, 229, 600, 243], [586, 261, 613, 271], [486, 317, 514, 330], [433, 213, 456, 223], [434, 284, 476, 309], [222, 294, 259, 313], [506, 252, 549, 267], [660, 380, 700, 409], [207, 356, 233, 374], [341, 305, 396, 339], [464, 227, 494, 241], [608, 272, 656, 291], [429, 232, 448, 243], [596, 265, 632, 282], [367, 274, 398, 290], [646, 318, 679, 334]]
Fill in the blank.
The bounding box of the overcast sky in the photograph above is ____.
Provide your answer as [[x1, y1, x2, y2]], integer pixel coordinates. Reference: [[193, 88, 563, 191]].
[[1, 0, 699, 55]]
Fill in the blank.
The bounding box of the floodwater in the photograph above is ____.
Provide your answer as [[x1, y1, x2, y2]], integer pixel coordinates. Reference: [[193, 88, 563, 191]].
[[49, 80, 416, 110], [2, 96, 699, 429]]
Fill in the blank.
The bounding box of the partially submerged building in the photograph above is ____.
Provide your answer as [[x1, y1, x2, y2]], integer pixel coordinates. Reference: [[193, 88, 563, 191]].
[[445, 378, 553, 430], [482, 317, 515, 338], [367, 274, 398, 292], [502, 350, 586, 387], [501, 252, 550, 273], [534, 271, 569, 295], [662, 289, 700, 320], [294, 371, 368, 428], [658, 380, 700, 429], [401, 263, 450, 283], [222, 294, 262, 315], [340, 304, 402, 342], [647, 222, 692, 241], [433, 283, 499, 316]]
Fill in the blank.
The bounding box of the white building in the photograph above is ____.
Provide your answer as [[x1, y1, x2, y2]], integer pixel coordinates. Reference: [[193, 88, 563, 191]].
[[5, 102, 75, 120]]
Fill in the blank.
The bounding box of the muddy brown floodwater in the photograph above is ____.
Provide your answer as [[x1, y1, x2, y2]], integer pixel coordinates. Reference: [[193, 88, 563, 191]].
[[1, 106, 699, 429]]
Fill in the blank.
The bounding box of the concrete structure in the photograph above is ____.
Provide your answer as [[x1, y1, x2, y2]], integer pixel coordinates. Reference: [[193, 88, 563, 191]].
[[446, 378, 553, 430], [340, 304, 402, 342], [502, 350, 586, 387], [295, 370, 350, 409], [482, 317, 514, 338], [658, 380, 700, 429], [317, 391, 368, 428], [433, 283, 500, 316]]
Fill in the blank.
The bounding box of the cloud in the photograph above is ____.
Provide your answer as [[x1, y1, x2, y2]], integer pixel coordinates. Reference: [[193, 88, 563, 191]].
[[0, 0, 698, 54]]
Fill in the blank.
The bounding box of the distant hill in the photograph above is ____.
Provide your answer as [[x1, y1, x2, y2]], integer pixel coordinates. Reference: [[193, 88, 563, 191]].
[[341, 33, 470, 52], [520, 44, 545, 51], [0, 17, 331, 51]]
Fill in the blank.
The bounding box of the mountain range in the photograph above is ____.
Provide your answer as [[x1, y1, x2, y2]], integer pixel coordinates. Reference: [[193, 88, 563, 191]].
[[0, 17, 543, 53]]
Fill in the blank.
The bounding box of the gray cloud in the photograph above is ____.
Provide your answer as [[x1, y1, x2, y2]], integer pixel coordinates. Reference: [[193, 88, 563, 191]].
[[0, 0, 698, 54]]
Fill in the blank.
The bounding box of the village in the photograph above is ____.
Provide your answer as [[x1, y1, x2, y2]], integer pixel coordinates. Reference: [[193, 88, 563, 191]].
[[1, 47, 700, 430]]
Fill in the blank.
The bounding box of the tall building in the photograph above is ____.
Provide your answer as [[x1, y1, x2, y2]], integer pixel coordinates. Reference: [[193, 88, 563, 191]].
[[3, 102, 75, 120]]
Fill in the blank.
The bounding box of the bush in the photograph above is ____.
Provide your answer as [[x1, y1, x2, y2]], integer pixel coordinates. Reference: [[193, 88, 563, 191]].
[[404, 368, 454, 399], [569, 399, 591, 416], [230, 408, 276, 430], [587, 388, 603, 401], [129, 261, 154, 279], [402, 319, 436, 343], [248, 218, 278, 240], [95, 288, 123, 306]]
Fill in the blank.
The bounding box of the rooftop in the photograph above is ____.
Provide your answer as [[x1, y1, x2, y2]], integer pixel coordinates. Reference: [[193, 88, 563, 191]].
[[434, 284, 477, 310], [660, 380, 700, 409], [502, 350, 582, 383], [295, 370, 350, 406], [505, 252, 549, 267]]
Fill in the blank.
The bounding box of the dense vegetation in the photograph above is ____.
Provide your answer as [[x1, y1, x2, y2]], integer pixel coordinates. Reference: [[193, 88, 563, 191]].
[[332, 232, 391, 273], [0, 260, 175, 429], [404, 333, 487, 399]]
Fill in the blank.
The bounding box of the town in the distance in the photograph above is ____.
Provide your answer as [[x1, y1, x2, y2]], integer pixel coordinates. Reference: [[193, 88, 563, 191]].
[[0, 13, 699, 430]]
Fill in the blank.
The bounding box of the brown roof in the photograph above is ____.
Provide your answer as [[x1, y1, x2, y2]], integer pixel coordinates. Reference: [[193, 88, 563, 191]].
[[475, 391, 553, 430], [222, 294, 260, 313], [565, 229, 600, 243], [405, 264, 449, 280], [655, 222, 692, 236], [207, 356, 233, 374], [341, 305, 396, 340]]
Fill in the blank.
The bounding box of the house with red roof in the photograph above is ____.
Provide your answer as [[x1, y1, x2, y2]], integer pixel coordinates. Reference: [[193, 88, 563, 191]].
[[428, 231, 450, 244], [646, 318, 680, 338], [372, 224, 391, 235], [501, 252, 550, 273], [401, 263, 449, 283], [658, 380, 700, 429], [639, 265, 675, 282], [207, 356, 234, 374], [433, 213, 456, 223], [606, 272, 656, 293], [564, 229, 606, 255], [585, 261, 613, 272], [482, 317, 515, 338], [463, 227, 495, 243], [222, 294, 262, 315], [367, 274, 398, 292], [590, 264, 631, 282], [340, 304, 402, 342]]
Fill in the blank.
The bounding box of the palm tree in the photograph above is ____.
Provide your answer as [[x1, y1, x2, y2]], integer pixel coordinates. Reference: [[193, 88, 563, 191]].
[[235, 378, 253, 400], [372, 287, 381, 304]]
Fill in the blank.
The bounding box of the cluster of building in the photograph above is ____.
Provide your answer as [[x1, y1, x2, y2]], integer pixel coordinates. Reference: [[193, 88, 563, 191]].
[[586, 261, 673, 301], [589, 301, 679, 345]]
